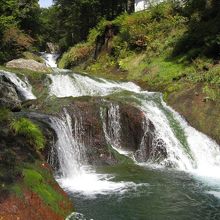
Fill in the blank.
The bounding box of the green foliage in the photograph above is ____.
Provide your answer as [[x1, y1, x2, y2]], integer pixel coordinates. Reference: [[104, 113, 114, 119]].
[[173, 0, 220, 58], [53, 0, 134, 51], [59, 43, 94, 68], [202, 85, 220, 101], [0, 0, 41, 63], [11, 118, 45, 150]]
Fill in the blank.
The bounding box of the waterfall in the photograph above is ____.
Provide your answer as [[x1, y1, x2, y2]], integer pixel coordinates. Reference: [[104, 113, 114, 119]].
[[48, 108, 145, 195], [101, 103, 121, 149], [48, 109, 86, 177], [0, 70, 36, 100], [46, 70, 220, 178], [41, 53, 59, 68], [48, 72, 140, 97]]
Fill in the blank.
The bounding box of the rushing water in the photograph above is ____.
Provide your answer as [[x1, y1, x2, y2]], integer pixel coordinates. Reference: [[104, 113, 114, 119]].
[[4, 54, 220, 219], [41, 52, 59, 68], [45, 69, 220, 219], [0, 70, 36, 100]]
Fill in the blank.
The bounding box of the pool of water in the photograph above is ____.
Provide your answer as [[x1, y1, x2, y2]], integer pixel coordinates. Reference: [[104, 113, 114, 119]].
[[65, 164, 220, 220]]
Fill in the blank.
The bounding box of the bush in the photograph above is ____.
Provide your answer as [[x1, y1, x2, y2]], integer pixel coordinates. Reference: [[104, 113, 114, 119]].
[[10, 118, 45, 150], [58, 43, 93, 68]]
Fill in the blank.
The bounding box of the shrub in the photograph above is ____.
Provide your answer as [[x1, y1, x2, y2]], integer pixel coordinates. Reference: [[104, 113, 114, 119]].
[[10, 118, 45, 150], [58, 43, 93, 68]]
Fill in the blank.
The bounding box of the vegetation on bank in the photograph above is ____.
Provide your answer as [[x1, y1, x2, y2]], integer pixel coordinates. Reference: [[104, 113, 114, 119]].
[[11, 118, 45, 150], [59, 1, 220, 101], [0, 108, 73, 217]]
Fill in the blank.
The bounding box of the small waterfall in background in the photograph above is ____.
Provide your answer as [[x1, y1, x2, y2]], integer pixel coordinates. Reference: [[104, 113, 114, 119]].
[[41, 52, 59, 68], [0, 70, 36, 100]]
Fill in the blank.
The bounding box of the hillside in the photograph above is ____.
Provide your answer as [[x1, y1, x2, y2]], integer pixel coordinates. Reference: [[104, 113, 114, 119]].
[[58, 2, 220, 144]]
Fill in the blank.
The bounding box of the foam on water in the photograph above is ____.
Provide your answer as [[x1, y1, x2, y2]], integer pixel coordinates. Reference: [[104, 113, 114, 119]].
[[48, 73, 141, 97], [57, 166, 147, 197], [49, 108, 147, 196], [41, 53, 59, 68]]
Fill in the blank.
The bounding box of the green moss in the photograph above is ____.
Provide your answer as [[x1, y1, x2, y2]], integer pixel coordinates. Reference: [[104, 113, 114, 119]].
[[0, 108, 12, 122], [0, 65, 50, 80], [10, 118, 45, 150], [22, 164, 71, 217]]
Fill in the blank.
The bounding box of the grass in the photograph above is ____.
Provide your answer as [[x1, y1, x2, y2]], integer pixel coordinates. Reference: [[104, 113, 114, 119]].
[[10, 118, 45, 150]]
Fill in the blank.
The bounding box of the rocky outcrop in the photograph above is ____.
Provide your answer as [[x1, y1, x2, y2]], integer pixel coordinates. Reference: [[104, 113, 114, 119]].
[[46, 42, 60, 54], [168, 84, 220, 145], [6, 59, 49, 72], [0, 76, 21, 111], [25, 96, 165, 165]]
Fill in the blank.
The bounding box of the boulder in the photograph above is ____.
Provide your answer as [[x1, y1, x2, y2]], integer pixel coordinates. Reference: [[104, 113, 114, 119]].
[[0, 78, 21, 111], [6, 59, 49, 72]]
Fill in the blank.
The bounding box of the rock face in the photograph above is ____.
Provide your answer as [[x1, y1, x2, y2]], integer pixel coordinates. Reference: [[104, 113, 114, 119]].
[[0, 76, 21, 111], [168, 84, 220, 145], [6, 59, 49, 72], [46, 42, 60, 54], [26, 97, 165, 166]]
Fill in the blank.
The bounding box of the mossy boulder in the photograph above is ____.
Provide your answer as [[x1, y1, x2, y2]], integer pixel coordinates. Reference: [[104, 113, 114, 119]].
[[6, 59, 50, 73]]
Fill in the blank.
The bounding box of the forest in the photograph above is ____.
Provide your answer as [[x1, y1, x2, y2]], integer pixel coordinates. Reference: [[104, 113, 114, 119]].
[[0, 0, 219, 63]]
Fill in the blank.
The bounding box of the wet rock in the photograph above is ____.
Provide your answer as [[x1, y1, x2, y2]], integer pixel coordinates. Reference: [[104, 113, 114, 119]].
[[6, 59, 49, 72], [0, 79, 21, 111], [26, 97, 166, 165]]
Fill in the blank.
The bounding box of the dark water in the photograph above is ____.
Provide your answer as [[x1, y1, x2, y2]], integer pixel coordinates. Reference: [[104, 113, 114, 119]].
[[67, 164, 220, 220]]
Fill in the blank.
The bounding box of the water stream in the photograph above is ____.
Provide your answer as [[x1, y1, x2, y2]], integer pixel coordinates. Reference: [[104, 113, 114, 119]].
[[4, 55, 220, 219], [46, 69, 220, 219]]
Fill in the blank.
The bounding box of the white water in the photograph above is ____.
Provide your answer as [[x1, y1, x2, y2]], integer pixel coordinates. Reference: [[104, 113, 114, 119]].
[[41, 52, 59, 68], [0, 70, 36, 100], [49, 108, 146, 196], [48, 73, 140, 97], [40, 55, 220, 196], [47, 70, 220, 175]]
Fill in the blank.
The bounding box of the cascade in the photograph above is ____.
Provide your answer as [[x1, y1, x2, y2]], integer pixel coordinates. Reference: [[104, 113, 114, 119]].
[[0, 70, 36, 100], [41, 52, 59, 68], [47, 70, 220, 178], [14, 53, 217, 199], [48, 108, 86, 177], [48, 108, 145, 195], [48, 72, 140, 97]]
